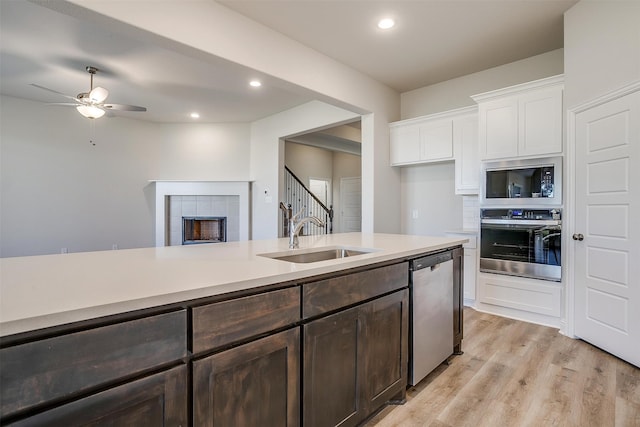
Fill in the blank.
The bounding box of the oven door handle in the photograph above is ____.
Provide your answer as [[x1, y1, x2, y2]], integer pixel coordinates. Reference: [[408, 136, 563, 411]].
[[481, 219, 561, 226]]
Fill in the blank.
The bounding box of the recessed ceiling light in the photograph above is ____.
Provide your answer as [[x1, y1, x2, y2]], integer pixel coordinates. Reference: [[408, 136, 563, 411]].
[[249, 80, 262, 88], [190, 112, 200, 119], [377, 18, 395, 30]]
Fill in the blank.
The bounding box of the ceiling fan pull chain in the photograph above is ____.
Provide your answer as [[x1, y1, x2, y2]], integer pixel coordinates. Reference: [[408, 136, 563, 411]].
[[89, 120, 96, 146]]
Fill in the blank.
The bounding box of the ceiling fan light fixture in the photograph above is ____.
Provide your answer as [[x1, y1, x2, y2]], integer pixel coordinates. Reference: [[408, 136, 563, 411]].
[[76, 104, 106, 119], [89, 86, 109, 103]]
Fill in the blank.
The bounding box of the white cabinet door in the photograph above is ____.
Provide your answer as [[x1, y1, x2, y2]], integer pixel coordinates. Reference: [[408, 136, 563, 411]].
[[519, 86, 563, 157], [463, 249, 477, 302], [573, 89, 640, 367], [454, 114, 479, 194], [444, 232, 477, 303], [390, 124, 420, 166], [419, 119, 453, 162], [475, 76, 564, 161], [479, 97, 518, 160]]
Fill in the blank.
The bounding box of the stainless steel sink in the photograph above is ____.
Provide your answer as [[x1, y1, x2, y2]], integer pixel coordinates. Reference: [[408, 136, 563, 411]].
[[259, 246, 376, 263]]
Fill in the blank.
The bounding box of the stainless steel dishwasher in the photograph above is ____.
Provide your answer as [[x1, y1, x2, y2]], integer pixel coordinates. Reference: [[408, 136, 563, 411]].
[[409, 251, 454, 386]]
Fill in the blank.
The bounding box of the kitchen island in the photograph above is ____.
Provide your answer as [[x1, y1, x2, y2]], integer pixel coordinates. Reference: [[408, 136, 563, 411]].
[[0, 232, 466, 426]]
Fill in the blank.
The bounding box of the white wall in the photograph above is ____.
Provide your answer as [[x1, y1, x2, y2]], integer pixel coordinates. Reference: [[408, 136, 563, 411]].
[[285, 142, 334, 188], [0, 96, 250, 257], [564, 1, 640, 110], [61, 0, 402, 237], [250, 101, 360, 240], [401, 49, 564, 119], [284, 142, 362, 233], [400, 162, 462, 236]]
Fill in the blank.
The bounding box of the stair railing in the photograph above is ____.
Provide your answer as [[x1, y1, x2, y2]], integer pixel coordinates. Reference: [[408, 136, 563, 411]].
[[282, 166, 333, 238]]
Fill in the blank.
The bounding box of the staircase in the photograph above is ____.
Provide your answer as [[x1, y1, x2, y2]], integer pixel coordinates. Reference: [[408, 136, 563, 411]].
[[282, 166, 333, 237]]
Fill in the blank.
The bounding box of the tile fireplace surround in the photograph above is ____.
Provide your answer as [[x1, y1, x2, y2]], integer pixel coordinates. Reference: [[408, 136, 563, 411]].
[[151, 181, 250, 246]]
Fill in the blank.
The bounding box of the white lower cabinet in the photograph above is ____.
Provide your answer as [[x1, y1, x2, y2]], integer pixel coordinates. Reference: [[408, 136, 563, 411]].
[[445, 232, 477, 305], [476, 272, 562, 327]]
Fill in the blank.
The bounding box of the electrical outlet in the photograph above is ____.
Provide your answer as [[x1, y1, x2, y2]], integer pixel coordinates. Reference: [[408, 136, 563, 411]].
[[112, 244, 118, 250], [60, 248, 68, 254], [412, 209, 419, 219]]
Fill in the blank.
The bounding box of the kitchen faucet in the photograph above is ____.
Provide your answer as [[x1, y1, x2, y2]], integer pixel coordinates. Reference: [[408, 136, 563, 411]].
[[280, 203, 325, 249]]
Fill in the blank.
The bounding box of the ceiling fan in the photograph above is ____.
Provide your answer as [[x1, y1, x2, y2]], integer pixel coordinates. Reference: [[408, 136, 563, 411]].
[[31, 66, 147, 119]]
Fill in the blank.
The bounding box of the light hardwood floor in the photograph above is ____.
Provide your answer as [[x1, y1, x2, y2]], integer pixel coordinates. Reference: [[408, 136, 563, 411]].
[[366, 307, 640, 427]]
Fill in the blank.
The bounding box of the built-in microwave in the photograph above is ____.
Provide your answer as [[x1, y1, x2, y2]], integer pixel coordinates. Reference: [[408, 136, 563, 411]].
[[480, 156, 562, 206]]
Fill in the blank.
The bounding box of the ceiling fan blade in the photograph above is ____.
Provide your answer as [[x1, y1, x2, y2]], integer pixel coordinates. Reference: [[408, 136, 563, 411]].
[[104, 103, 147, 112], [45, 103, 80, 107], [30, 84, 79, 102], [89, 86, 109, 103]]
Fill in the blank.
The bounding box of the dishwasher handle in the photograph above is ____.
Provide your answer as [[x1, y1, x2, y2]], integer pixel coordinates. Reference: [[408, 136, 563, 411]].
[[411, 250, 453, 271]]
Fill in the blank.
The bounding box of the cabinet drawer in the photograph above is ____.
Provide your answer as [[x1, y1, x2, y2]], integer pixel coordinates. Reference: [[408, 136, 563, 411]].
[[192, 286, 300, 354], [8, 366, 188, 426], [302, 262, 408, 318], [0, 310, 187, 418]]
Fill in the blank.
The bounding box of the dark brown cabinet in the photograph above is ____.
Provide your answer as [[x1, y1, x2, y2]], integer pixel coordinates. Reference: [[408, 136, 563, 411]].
[[193, 327, 300, 427], [303, 290, 409, 427], [452, 247, 464, 353], [0, 310, 188, 424], [303, 305, 362, 427], [0, 248, 460, 426], [362, 290, 409, 413], [8, 366, 188, 426]]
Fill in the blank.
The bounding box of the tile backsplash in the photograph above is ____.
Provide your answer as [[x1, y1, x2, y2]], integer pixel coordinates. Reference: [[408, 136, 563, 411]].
[[462, 195, 479, 230]]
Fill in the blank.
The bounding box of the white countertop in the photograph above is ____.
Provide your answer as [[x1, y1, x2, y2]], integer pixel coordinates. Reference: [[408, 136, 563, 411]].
[[0, 233, 467, 337], [444, 229, 479, 235]]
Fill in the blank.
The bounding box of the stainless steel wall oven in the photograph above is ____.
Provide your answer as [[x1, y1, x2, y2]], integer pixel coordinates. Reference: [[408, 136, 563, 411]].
[[480, 208, 562, 282]]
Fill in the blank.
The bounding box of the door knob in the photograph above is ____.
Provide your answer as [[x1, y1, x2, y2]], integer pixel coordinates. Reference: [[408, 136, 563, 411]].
[[572, 233, 584, 241]]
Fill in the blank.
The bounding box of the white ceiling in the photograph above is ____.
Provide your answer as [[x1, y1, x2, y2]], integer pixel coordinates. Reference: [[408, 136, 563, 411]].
[[220, 0, 577, 92], [0, 0, 577, 124]]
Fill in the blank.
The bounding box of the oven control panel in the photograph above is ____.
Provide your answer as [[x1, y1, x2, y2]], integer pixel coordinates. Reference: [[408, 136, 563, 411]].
[[481, 208, 561, 220]]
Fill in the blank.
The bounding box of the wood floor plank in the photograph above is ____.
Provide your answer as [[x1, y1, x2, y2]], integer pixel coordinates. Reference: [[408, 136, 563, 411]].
[[365, 307, 640, 427]]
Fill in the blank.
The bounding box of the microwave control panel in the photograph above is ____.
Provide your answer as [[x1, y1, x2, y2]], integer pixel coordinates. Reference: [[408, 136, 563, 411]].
[[481, 208, 561, 220]]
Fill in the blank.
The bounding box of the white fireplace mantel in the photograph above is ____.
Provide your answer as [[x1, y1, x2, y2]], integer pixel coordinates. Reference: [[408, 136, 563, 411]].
[[150, 181, 251, 246]]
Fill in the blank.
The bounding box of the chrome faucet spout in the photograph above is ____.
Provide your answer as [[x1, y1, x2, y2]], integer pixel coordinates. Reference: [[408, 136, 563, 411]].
[[288, 213, 325, 249]]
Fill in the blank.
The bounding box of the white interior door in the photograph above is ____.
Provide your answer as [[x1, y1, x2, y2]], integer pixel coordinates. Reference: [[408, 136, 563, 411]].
[[309, 178, 329, 206], [340, 177, 361, 232], [573, 89, 640, 367]]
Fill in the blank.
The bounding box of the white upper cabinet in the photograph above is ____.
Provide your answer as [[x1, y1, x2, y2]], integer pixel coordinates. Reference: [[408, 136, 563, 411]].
[[390, 110, 457, 166], [389, 124, 420, 165], [453, 112, 479, 194], [390, 106, 478, 193], [419, 119, 453, 162], [472, 75, 564, 161]]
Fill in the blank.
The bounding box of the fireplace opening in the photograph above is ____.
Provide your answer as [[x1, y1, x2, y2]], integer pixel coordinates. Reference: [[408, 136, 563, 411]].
[[182, 217, 227, 245]]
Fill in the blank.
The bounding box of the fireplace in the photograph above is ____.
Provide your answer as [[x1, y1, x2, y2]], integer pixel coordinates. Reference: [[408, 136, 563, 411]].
[[182, 217, 227, 245], [152, 181, 250, 247]]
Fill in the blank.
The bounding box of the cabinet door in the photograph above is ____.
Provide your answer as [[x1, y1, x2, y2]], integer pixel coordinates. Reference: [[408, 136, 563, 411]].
[[193, 328, 300, 427], [463, 248, 477, 301], [479, 97, 518, 160], [454, 114, 479, 194], [519, 86, 563, 156], [419, 119, 454, 162], [390, 124, 420, 165], [10, 366, 188, 426], [362, 290, 409, 413], [303, 306, 363, 427]]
